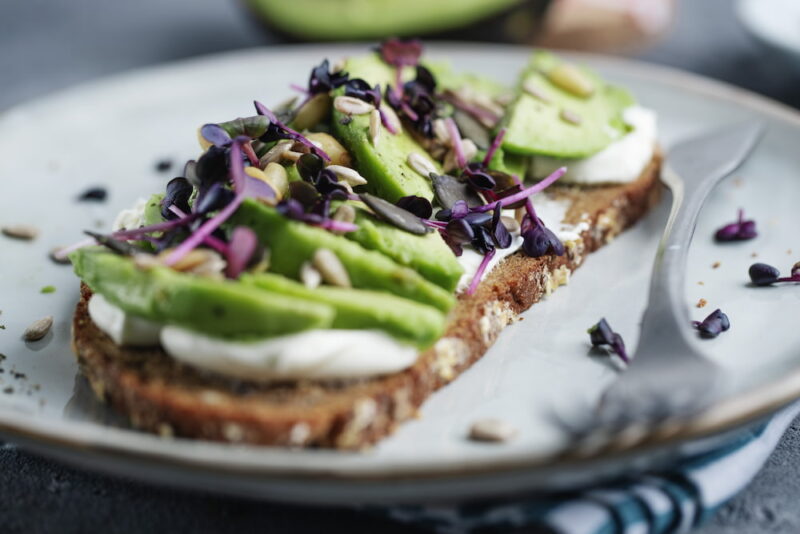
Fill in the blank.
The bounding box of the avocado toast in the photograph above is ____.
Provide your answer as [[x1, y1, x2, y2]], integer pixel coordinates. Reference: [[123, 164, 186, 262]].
[[68, 41, 662, 449]]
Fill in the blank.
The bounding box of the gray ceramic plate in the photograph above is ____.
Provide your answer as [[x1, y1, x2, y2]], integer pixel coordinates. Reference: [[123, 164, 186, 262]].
[[0, 44, 798, 505]]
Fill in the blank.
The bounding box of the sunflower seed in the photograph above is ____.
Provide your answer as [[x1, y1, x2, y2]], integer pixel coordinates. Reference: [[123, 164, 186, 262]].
[[292, 93, 332, 131], [300, 261, 322, 289], [433, 118, 451, 145], [500, 216, 521, 236], [327, 165, 367, 187], [333, 96, 374, 116], [380, 104, 402, 133], [560, 109, 583, 126], [262, 162, 289, 199], [407, 152, 437, 178], [332, 203, 357, 225], [163, 249, 225, 278], [49, 247, 72, 265], [547, 63, 595, 98], [259, 141, 293, 167], [369, 109, 381, 147], [312, 248, 351, 288], [2, 225, 39, 241], [522, 80, 552, 103], [468, 418, 518, 443], [24, 316, 53, 342]]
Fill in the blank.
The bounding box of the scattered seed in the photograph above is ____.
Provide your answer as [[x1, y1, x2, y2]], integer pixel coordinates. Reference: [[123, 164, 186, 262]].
[[3, 387, 12, 395], [40, 286, 56, 294], [300, 261, 322, 289], [560, 109, 583, 126], [333, 96, 374, 116], [49, 248, 72, 265], [162, 249, 225, 278], [359, 193, 429, 235], [698, 281, 705, 285], [332, 204, 357, 225], [523, 80, 552, 103], [312, 248, 351, 288], [433, 119, 451, 145], [500, 215, 521, 235], [77, 187, 108, 202], [155, 158, 173, 173], [407, 152, 437, 178], [2, 225, 39, 241], [494, 92, 514, 106], [751, 252, 758, 258], [468, 418, 518, 443], [259, 141, 294, 167], [711, 261, 721, 269], [547, 63, 595, 97], [24, 316, 53, 342], [788, 249, 793, 255], [697, 298, 708, 308], [262, 162, 289, 199], [369, 109, 381, 147], [292, 93, 332, 131], [380, 104, 402, 133], [327, 165, 367, 188]]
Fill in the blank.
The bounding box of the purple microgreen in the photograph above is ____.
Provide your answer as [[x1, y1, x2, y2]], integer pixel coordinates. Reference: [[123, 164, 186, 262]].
[[379, 38, 423, 68], [111, 212, 199, 240], [395, 195, 433, 219], [441, 90, 501, 128], [195, 182, 235, 215], [714, 209, 757, 242], [520, 220, 565, 258], [692, 309, 731, 339], [465, 248, 496, 296], [242, 142, 260, 167], [344, 78, 382, 107], [161, 177, 193, 220], [224, 226, 258, 279], [163, 137, 249, 267], [242, 175, 277, 201], [315, 219, 359, 233], [253, 100, 331, 161], [748, 262, 800, 286], [156, 159, 173, 173], [445, 117, 466, 169], [307, 59, 349, 96], [587, 318, 629, 363], [296, 153, 349, 197], [276, 198, 358, 233], [470, 167, 567, 213], [482, 128, 507, 168], [84, 231, 145, 256], [290, 83, 308, 95], [200, 123, 232, 148], [77, 187, 107, 202], [359, 193, 429, 235], [491, 208, 512, 249], [462, 163, 496, 190]]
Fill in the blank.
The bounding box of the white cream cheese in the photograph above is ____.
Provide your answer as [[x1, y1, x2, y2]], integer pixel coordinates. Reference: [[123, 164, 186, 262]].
[[159, 326, 417, 381], [88, 294, 162, 346], [112, 197, 149, 231], [531, 106, 657, 185], [87, 294, 417, 380]]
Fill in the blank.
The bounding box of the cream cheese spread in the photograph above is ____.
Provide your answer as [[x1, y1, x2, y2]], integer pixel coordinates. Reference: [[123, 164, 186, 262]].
[[88, 293, 162, 346], [112, 197, 149, 231]]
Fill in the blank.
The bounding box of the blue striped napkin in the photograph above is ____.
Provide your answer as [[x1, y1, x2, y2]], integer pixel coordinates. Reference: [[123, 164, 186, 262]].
[[381, 401, 800, 534]]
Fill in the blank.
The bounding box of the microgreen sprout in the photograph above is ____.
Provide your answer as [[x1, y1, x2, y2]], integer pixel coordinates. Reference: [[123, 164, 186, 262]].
[[714, 209, 757, 242], [588, 318, 629, 363], [253, 100, 331, 161], [692, 308, 730, 339], [748, 262, 800, 286]]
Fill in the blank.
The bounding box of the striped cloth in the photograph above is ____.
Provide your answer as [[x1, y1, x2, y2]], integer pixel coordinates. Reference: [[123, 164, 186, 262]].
[[381, 401, 800, 534]]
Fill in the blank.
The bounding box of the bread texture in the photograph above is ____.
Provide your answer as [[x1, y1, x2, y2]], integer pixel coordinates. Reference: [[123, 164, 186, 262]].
[[71, 152, 662, 449]]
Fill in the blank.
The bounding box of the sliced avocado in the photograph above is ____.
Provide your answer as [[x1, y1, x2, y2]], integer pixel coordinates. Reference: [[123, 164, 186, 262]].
[[142, 193, 165, 227], [331, 54, 438, 202], [241, 272, 445, 348], [230, 199, 455, 312], [71, 248, 334, 338], [425, 60, 508, 98], [503, 51, 635, 159], [345, 206, 463, 292]]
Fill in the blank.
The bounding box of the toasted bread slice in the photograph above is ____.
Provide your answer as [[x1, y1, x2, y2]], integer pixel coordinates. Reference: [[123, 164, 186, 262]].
[[71, 152, 662, 449]]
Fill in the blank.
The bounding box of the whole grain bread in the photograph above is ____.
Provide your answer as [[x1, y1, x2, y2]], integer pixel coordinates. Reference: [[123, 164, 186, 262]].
[[71, 152, 662, 449]]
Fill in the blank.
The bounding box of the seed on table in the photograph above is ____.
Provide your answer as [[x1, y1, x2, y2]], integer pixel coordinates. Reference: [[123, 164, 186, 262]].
[[49, 247, 72, 265], [24, 316, 53, 342], [312, 248, 351, 288], [2, 225, 39, 240], [468, 418, 518, 443]]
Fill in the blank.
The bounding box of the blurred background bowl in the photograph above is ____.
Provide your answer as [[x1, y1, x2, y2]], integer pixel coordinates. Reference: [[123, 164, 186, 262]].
[[737, 0, 800, 74]]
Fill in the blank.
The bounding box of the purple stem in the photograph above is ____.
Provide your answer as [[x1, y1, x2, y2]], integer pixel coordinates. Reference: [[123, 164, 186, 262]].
[[168, 205, 229, 255], [471, 167, 567, 214], [52, 237, 97, 260], [442, 93, 500, 125], [290, 83, 309, 95], [511, 174, 539, 222], [254, 100, 331, 161], [423, 219, 448, 229], [466, 248, 496, 296], [445, 117, 466, 169], [400, 101, 419, 122], [163, 138, 249, 267], [482, 128, 507, 168], [242, 142, 260, 167], [111, 214, 198, 240], [379, 108, 398, 135], [315, 219, 358, 233]]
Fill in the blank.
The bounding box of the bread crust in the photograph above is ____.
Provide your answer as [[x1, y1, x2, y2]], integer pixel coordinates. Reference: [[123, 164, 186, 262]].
[[71, 153, 662, 449]]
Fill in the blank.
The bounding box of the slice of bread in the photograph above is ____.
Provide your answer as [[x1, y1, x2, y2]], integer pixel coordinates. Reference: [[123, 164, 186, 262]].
[[71, 152, 662, 449]]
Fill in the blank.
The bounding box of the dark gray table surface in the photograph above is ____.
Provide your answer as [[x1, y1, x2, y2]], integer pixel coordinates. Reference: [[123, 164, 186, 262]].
[[2, 0, 799, 532]]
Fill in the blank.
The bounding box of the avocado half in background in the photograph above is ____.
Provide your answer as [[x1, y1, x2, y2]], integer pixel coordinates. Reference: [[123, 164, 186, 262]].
[[243, 0, 553, 42]]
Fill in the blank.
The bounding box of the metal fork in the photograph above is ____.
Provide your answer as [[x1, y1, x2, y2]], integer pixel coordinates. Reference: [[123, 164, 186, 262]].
[[579, 122, 764, 442]]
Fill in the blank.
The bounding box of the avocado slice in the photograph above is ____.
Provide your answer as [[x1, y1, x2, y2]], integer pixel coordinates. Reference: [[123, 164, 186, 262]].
[[230, 199, 455, 312], [241, 272, 445, 348], [503, 51, 635, 159], [71, 248, 334, 338], [331, 54, 438, 202], [345, 206, 463, 292]]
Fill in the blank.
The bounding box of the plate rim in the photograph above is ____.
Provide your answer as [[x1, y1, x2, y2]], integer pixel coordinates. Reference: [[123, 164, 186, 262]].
[[1, 42, 799, 487]]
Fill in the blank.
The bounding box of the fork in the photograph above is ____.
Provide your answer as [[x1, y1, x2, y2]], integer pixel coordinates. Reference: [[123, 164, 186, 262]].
[[579, 122, 764, 442]]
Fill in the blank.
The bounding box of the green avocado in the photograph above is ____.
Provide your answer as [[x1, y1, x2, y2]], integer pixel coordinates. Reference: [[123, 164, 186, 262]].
[[345, 206, 463, 292], [503, 51, 635, 159], [230, 199, 456, 312], [71, 248, 334, 338], [331, 54, 438, 202], [241, 272, 445, 348], [142, 193, 165, 227]]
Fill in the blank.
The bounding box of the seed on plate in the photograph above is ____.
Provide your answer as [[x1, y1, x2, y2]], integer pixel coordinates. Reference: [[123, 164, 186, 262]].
[[369, 108, 381, 147], [300, 261, 322, 289], [49, 247, 72, 265], [468, 418, 518, 443], [24, 316, 53, 342], [327, 165, 367, 187], [522, 80, 551, 103], [2, 224, 39, 241], [697, 298, 708, 308], [312, 248, 351, 288], [500, 216, 521, 235], [262, 162, 289, 199], [292, 93, 332, 131], [407, 152, 437, 178], [547, 63, 595, 98], [259, 140, 293, 167], [380, 104, 402, 133], [333, 96, 374, 116], [560, 109, 583, 126]]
